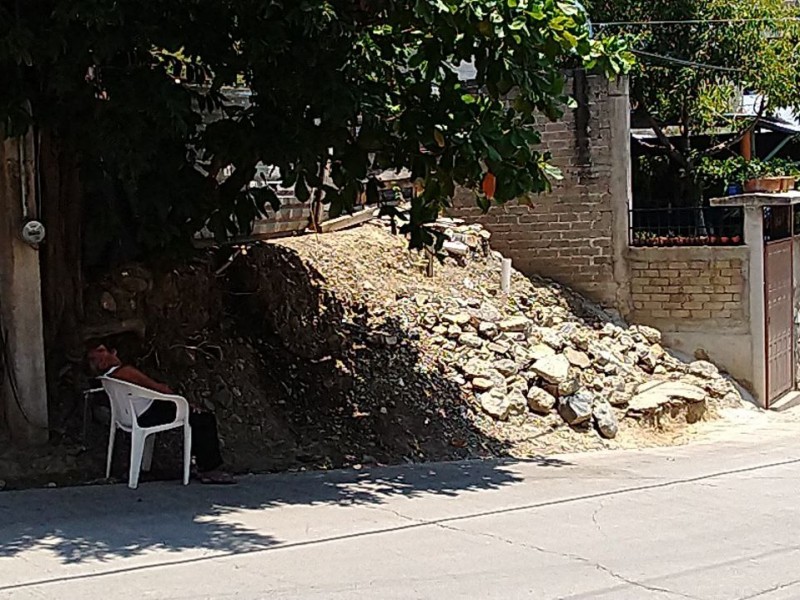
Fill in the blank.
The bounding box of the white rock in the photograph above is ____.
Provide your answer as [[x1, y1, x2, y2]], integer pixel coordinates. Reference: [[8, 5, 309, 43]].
[[559, 391, 594, 425], [531, 354, 571, 384], [498, 316, 531, 333], [527, 387, 557, 415], [463, 359, 492, 380], [478, 321, 499, 340], [472, 377, 494, 393], [495, 359, 518, 377], [528, 343, 557, 362], [689, 361, 719, 379], [458, 333, 484, 349], [593, 399, 619, 439], [629, 381, 707, 412], [443, 312, 471, 326], [564, 347, 591, 370]]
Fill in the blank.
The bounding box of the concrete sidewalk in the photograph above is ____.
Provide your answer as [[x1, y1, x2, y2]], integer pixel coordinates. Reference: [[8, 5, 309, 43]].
[[2, 411, 800, 599]]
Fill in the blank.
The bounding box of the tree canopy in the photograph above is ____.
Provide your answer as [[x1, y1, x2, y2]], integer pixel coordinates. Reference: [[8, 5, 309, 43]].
[[591, 0, 800, 192], [1, 0, 630, 258]]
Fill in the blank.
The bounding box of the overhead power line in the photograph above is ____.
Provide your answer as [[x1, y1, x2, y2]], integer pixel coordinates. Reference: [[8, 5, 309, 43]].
[[632, 49, 744, 73], [596, 17, 800, 27]]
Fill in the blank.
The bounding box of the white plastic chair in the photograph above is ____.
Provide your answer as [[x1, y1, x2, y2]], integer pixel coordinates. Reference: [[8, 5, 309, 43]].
[[99, 376, 192, 489]]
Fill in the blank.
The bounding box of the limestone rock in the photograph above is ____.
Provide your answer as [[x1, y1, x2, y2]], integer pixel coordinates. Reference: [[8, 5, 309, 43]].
[[628, 381, 707, 412], [495, 359, 518, 377], [444, 312, 472, 326], [459, 333, 484, 349], [635, 325, 662, 345], [593, 399, 619, 439], [528, 343, 557, 362], [479, 389, 526, 421], [689, 361, 719, 379], [498, 316, 531, 333], [558, 391, 594, 426], [478, 321, 499, 340], [463, 359, 492, 380], [531, 354, 571, 384], [527, 387, 557, 415], [487, 341, 511, 356], [558, 377, 581, 397], [540, 328, 564, 350], [472, 377, 494, 393], [564, 347, 591, 370]]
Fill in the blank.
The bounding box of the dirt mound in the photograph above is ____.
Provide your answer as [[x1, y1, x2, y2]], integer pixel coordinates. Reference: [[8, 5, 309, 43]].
[[6, 219, 746, 488]]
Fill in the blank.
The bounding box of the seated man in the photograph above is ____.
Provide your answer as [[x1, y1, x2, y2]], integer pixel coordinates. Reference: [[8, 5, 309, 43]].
[[88, 344, 234, 484]]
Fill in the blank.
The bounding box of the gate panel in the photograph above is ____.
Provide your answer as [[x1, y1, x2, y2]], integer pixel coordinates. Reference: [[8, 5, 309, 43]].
[[765, 238, 794, 406]]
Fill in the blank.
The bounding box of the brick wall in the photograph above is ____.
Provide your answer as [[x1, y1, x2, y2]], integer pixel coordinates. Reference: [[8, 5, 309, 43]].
[[450, 71, 628, 307], [628, 247, 749, 330]]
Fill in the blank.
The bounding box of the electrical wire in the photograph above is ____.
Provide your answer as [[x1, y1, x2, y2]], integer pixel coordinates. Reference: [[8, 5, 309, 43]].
[[0, 298, 37, 427], [596, 17, 800, 27], [632, 49, 744, 73]]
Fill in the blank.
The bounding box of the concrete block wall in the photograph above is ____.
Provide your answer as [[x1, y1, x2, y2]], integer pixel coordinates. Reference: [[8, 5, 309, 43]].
[[627, 246, 754, 392], [629, 248, 748, 326], [450, 72, 630, 308]]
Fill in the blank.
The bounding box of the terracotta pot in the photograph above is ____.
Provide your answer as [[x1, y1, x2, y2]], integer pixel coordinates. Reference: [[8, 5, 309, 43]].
[[781, 176, 797, 192], [709, 236, 719, 245], [732, 235, 742, 244], [744, 177, 784, 193], [720, 236, 730, 244]]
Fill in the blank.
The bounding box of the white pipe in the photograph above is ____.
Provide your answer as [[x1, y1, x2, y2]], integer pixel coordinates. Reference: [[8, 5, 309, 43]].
[[501, 258, 512, 293]]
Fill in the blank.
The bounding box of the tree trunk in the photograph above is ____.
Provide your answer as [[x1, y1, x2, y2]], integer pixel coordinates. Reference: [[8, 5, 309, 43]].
[[39, 130, 85, 413]]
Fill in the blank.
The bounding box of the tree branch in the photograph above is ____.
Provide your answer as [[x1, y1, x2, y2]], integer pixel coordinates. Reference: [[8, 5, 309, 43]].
[[634, 90, 691, 170], [702, 98, 768, 158]]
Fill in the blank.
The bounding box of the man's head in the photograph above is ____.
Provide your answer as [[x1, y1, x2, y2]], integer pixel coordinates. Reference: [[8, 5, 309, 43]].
[[87, 344, 122, 374]]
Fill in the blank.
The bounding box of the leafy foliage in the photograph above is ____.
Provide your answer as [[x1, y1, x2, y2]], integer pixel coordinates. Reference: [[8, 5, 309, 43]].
[[592, 0, 800, 195], [1, 0, 630, 256]]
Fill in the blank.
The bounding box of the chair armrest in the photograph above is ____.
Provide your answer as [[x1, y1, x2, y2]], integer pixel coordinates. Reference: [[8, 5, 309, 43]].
[[128, 394, 190, 426]]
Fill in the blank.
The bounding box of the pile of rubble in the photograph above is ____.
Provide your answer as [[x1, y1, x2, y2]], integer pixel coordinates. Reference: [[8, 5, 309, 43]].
[[279, 217, 744, 447]]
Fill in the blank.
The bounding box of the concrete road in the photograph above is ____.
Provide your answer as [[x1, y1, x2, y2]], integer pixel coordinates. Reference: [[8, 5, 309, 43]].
[[2, 412, 800, 599]]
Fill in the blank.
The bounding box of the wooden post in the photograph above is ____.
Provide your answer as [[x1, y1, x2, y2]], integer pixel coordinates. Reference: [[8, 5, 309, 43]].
[[741, 130, 753, 162]]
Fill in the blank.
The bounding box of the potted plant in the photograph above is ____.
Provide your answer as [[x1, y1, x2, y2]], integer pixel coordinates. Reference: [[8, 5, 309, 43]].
[[743, 158, 800, 193]]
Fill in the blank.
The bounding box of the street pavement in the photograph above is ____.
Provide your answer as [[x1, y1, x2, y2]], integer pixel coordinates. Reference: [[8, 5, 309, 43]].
[[2, 409, 800, 599]]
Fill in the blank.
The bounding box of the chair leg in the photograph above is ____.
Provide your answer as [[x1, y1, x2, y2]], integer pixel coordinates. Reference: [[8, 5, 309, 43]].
[[142, 435, 156, 472], [183, 424, 192, 486], [106, 424, 117, 480], [129, 430, 146, 490]]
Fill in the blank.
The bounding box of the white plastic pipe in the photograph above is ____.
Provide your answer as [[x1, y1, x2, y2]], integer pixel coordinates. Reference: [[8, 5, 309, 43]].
[[501, 258, 512, 293]]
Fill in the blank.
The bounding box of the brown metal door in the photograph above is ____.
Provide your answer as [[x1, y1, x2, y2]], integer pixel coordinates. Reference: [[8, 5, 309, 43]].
[[765, 238, 794, 406]]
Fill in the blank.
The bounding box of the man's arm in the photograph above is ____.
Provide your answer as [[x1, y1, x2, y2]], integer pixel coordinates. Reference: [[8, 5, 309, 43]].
[[111, 365, 174, 395]]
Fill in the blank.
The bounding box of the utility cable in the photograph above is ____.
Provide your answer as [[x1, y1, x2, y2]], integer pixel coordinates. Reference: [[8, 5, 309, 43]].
[[632, 49, 744, 73]]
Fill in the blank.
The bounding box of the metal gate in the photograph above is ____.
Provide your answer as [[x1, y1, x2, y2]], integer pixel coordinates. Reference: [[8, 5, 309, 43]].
[[765, 238, 794, 406]]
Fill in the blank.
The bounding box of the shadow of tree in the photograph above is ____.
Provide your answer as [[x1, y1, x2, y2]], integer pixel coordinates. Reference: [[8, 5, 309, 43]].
[[0, 457, 569, 566]]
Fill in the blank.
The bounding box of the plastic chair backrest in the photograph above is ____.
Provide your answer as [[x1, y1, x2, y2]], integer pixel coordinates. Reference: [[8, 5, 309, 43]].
[[100, 377, 153, 429]]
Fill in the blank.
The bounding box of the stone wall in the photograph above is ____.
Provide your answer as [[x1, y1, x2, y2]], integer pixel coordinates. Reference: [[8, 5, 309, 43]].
[[450, 71, 630, 308]]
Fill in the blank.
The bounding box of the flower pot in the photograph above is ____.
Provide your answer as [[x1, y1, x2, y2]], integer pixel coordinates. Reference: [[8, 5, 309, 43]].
[[720, 236, 730, 245], [726, 183, 743, 196], [732, 235, 742, 244], [709, 236, 719, 245], [744, 177, 784, 193], [781, 177, 797, 192]]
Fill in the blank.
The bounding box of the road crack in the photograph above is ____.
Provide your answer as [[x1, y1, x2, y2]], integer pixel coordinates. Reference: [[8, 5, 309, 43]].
[[366, 503, 699, 600]]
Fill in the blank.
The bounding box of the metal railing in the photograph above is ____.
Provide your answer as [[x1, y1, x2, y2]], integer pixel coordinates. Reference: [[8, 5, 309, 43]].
[[630, 207, 745, 247]]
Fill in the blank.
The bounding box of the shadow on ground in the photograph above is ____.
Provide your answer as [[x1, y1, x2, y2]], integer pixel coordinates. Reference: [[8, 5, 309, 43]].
[[0, 456, 569, 566]]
